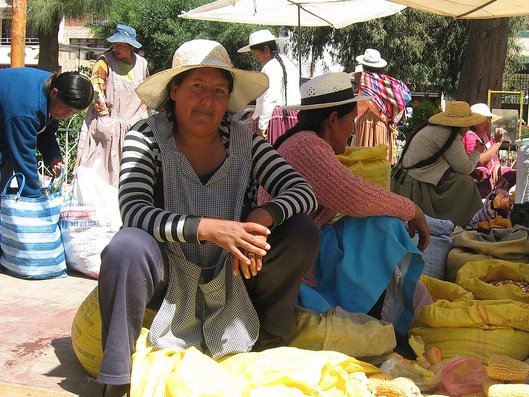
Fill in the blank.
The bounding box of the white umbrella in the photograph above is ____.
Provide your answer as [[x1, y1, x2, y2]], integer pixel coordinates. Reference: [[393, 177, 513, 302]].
[[179, 0, 406, 74], [179, 0, 406, 28], [388, 0, 529, 19]]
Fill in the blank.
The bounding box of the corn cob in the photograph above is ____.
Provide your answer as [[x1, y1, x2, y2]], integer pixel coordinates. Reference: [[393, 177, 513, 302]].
[[483, 376, 504, 397], [368, 376, 422, 397], [486, 355, 529, 382], [488, 383, 529, 397]]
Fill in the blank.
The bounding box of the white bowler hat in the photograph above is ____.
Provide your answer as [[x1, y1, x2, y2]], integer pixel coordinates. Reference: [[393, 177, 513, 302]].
[[238, 29, 287, 53], [356, 48, 387, 68]]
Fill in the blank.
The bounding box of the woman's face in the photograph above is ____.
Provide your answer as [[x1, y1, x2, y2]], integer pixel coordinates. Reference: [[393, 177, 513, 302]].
[[251, 46, 273, 65], [48, 88, 81, 120], [170, 68, 230, 137], [473, 117, 492, 137], [329, 107, 358, 154], [112, 42, 134, 61]]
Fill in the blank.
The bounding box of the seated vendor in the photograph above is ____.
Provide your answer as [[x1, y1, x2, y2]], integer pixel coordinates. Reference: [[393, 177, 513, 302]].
[[97, 39, 320, 397], [463, 103, 516, 199], [259, 72, 431, 347]]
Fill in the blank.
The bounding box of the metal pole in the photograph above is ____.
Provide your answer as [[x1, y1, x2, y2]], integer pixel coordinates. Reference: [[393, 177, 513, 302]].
[[298, 6, 301, 80], [10, 0, 27, 67]]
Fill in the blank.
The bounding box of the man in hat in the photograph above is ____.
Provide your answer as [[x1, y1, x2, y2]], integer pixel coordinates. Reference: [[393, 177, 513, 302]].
[[76, 24, 149, 188]]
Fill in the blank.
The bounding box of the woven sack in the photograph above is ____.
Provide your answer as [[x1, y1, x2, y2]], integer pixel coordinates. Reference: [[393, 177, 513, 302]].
[[0, 172, 66, 279]]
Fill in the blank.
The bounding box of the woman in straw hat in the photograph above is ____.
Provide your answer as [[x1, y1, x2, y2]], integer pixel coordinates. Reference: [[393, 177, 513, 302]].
[[259, 72, 430, 348], [463, 103, 516, 198], [76, 24, 149, 188], [355, 48, 412, 165], [97, 39, 320, 397], [238, 29, 301, 145], [391, 101, 487, 227]]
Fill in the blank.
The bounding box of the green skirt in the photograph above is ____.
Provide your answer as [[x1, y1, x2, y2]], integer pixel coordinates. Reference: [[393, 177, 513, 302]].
[[391, 170, 483, 227]]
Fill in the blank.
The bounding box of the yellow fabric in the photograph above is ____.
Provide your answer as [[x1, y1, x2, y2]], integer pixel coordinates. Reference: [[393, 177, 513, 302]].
[[336, 145, 391, 190], [131, 328, 383, 397], [410, 298, 529, 364], [413, 299, 529, 331], [419, 274, 474, 303], [71, 286, 157, 378], [456, 260, 529, 302], [409, 326, 529, 364], [446, 228, 529, 282], [286, 306, 395, 363]]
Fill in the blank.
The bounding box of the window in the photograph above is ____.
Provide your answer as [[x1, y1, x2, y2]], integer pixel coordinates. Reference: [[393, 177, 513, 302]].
[[69, 38, 108, 60], [1, 19, 39, 45]]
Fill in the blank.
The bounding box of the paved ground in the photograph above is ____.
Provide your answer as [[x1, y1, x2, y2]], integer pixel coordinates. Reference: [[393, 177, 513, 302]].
[[0, 270, 101, 396]]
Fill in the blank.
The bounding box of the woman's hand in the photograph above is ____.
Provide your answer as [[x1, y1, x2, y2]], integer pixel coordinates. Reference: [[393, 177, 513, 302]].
[[50, 157, 64, 177], [493, 127, 506, 144], [407, 205, 430, 252], [197, 217, 271, 279], [491, 163, 502, 187]]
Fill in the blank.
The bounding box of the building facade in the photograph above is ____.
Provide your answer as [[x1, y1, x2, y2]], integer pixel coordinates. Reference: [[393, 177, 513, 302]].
[[0, 2, 106, 71]]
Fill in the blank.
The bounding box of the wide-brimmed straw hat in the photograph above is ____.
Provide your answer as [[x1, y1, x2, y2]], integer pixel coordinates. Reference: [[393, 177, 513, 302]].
[[428, 101, 487, 127], [470, 103, 503, 123], [238, 29, 287, 53], [283, 72, 370, 111], [107, 24, 142, 49], [356, 48, 387, 68], [135, 39, 269, 113]]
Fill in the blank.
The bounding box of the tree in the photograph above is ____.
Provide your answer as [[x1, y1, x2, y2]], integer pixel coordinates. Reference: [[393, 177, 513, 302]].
[[455, 18, 523, 106], [290, 9, 470, 97], [89, 0, 262, 74], [26, 0, 113, 72], [288, 9, 524, 101]]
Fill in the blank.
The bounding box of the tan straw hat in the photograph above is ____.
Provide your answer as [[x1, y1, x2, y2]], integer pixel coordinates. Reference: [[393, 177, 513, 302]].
[[237, 29, 287, 53], [283, 72, 370, 111], [135, 39, 269, 113], [470, 103, 503, 123], [428, 101, 487, 127]]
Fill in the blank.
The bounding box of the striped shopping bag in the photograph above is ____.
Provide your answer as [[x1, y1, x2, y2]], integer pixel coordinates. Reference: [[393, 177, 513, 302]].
[[0, 172, 66, 279]]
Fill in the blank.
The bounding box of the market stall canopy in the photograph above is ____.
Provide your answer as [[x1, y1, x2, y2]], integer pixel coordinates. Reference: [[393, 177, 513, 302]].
[[179, 0, 406, 28], [388, 0, 529, 19], [59, 44, 108, 55], [179, 0, 407, 76]]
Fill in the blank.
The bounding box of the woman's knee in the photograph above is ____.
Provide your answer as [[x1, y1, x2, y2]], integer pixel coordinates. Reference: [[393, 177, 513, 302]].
[[273, 214, 321, 258], [100, 228, 163, 275]]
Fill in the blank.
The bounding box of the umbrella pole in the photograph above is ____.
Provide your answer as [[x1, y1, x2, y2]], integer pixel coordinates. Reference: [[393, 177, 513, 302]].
[[298, 6, 301, 81]]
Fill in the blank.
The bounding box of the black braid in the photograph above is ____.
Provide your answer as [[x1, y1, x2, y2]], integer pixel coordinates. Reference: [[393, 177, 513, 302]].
[[274, 53, 288, 106]]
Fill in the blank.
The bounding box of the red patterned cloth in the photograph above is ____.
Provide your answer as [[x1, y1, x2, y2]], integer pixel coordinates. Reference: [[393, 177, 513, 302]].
[[360, 72, 411, 120]]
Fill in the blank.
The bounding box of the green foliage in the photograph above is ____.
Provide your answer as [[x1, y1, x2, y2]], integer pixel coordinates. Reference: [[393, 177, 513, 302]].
[[290, 8, 470, 97], [399, 99, 442, 138], [89, 0, 264, 74]]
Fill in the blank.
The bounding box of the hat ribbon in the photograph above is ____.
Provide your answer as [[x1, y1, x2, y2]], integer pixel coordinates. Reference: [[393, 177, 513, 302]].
[[301, 88, 353, 106], [445, 112, 472, 118]]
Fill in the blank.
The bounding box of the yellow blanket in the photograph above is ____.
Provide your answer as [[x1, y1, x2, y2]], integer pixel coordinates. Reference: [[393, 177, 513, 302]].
[[131, 328, 382, 397]]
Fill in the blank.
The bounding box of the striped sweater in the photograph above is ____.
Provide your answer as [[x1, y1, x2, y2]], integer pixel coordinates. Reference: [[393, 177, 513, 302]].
[[118, 116, 317, 244]]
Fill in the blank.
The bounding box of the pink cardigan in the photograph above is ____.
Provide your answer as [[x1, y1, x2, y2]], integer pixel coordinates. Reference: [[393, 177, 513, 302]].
[[259, 131, 416, 227]]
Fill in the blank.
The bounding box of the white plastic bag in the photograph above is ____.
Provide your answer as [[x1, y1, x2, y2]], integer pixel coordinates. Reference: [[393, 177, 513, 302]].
[[59, 166, 121, 278]]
